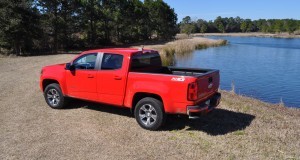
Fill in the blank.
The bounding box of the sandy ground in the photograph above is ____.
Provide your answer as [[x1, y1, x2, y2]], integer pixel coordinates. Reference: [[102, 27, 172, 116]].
[[0, 54, 299, 160]]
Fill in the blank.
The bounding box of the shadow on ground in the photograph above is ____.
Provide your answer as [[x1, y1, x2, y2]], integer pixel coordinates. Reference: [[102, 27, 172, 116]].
[[164, 109, 255, 135], [64, 100, 255, 135], [64, 99, 132, 118]]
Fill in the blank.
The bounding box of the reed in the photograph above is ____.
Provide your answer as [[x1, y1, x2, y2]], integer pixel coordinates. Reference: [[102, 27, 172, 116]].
[[231, 81, 236, 94], [159, 37, 227, 65], [160, 45, 176, 66]]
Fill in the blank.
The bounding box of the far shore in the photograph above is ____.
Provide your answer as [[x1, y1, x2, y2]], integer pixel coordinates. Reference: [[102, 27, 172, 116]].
[[192, 32, 300, 38]]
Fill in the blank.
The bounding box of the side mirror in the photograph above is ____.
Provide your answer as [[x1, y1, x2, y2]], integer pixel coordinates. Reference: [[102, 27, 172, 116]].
[[65, 63, 75, 71]]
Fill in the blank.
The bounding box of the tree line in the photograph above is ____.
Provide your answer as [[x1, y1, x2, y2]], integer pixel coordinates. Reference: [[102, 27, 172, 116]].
[[180, 16, 300, 36], [0, 0, 177, 55]]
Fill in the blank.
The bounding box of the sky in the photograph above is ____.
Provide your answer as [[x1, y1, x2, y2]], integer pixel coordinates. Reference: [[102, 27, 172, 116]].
[[163, 0, 300, 22]]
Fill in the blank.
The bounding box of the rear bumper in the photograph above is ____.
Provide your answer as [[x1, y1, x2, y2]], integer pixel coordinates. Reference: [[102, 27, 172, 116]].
[[187, 92, 221, 116]]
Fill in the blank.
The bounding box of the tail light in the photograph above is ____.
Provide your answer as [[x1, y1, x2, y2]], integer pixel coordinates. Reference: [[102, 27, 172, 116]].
[[188, 82, 198, 101]]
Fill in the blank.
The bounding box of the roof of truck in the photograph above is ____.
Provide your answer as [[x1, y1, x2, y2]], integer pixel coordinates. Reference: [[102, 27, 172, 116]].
[[82, 48, 156, 56]]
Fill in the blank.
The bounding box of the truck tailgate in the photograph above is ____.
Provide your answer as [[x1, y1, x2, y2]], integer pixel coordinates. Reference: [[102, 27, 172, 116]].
[[196, 70, 220, 100]]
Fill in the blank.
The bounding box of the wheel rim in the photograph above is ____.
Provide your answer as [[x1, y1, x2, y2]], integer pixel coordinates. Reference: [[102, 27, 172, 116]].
[[47, 89, 60, 106], [139, 104, 157, 126]]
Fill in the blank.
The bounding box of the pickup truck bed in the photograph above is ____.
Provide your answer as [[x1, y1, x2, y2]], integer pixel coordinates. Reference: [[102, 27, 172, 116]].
[[130, 66, 219, 103], [131, 65, 216, 75], [168, 67, 217, 76]]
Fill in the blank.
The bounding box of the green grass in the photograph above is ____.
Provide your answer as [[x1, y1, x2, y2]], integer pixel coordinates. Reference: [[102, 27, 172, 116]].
[[233, 130, 246, 136]]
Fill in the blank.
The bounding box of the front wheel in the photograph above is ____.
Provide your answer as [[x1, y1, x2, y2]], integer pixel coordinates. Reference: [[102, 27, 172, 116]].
[[134, 97, 165, 130], [44, 83, 66, 109]]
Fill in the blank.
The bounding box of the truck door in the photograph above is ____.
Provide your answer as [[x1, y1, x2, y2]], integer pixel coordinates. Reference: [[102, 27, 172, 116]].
[[66, 53, 99, 101], [97, 53, 127, 106]]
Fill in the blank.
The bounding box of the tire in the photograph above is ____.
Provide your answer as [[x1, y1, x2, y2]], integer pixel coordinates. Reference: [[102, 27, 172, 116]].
[[134, 97, 165, 131], [44, 83, 66, 109]]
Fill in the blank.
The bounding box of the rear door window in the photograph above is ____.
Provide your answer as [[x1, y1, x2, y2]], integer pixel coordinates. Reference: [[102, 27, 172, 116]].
[[101, 53, 123, 70]]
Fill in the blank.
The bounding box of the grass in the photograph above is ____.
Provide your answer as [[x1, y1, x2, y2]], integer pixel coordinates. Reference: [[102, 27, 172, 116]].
[[233, 130, 246, 136]]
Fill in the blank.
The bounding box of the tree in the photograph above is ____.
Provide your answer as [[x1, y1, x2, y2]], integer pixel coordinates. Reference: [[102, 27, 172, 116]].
[[240, 21, 247, 32], [224, 17, 241, 32], [284, 19, 297, 34], [36, 0, 61, 52], [1, 0, 181, 55], [144, 0, 178, 40], [240, 19, 254, 32], [214, 16, 225, 33], [0, 0, 41, 55], [83, 0, 102, 45], [196, 19, 208, 33], [274, 19, 283, 33], [200, 24, 208, 33], [179, 16, 300, 34], [180, 24, 196, 37], [182, 16, 191, 24]]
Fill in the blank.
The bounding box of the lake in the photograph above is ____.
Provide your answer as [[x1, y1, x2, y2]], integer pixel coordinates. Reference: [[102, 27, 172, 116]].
[[175, 36, 300, 107]]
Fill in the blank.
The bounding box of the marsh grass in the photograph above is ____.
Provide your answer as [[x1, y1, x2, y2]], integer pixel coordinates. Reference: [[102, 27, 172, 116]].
[[160, 38, 227, 65], [231, 81, 236, 93], [279, 98, 285, 107], [162, 38, 227, 55], [175, 34, 190, 40]]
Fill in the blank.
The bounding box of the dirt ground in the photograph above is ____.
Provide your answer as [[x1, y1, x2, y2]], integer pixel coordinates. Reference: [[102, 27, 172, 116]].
[[0, 54, 299, 160]]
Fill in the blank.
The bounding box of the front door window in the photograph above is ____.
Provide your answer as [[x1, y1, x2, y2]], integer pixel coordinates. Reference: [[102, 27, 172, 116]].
[[73, 53, 97, 70]]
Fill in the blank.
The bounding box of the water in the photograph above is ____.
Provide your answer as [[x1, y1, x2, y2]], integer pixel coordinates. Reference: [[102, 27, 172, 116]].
[[175, 36, 300, 107]]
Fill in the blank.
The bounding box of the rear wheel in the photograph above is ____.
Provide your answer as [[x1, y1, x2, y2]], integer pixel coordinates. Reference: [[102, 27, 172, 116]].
[[44, 83, 66, 109], [134, 97, 165, 130]]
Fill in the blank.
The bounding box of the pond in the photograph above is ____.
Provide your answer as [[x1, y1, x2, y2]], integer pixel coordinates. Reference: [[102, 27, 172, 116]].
[[175, 36, 300, 107]]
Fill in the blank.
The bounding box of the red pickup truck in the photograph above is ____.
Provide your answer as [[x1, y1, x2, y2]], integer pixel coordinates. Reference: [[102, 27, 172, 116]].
[[40, 48, 221, 130]]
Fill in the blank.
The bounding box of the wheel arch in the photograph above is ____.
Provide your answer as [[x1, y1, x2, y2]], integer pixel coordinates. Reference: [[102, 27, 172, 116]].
[[131, 92, 164, 114], [42, 79, 60, 91]]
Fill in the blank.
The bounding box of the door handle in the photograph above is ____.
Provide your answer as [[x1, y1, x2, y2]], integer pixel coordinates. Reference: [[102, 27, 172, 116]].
[[114, 76, 122, 80], [87, 74, 94, 78]]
